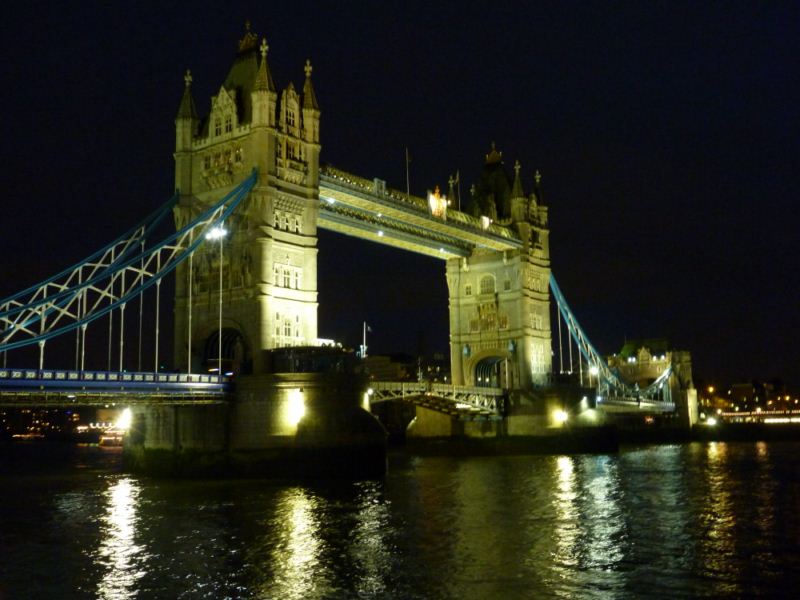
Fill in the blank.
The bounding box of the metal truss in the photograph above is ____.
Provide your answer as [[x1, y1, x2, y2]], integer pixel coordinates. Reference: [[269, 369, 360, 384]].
[[370, 381, 502, 417], [0, 195, 177, 320], [549, 274, 673, 405], [0, 170, 257, 354]]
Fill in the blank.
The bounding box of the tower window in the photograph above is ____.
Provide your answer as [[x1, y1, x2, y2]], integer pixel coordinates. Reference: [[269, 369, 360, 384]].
[[287, 110, 296, 127], [465, 284, 472, 296], [214, 118, 222, 137], [480, 276, 495, 295], [224, 115, 232, 133], [504, 279, 511, 291]]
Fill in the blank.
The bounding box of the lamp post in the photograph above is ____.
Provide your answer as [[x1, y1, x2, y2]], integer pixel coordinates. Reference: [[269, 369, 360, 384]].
[[206, 224, 227, 378], [589, 365, 599, 390]]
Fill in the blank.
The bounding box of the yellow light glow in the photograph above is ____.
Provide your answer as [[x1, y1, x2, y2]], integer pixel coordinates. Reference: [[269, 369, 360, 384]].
[[428, 186, 448, 218], [115, 408, 132, 431], [553, 409, 569, 425], [706, 417, 718, 426], [287, 389, 305, 427]]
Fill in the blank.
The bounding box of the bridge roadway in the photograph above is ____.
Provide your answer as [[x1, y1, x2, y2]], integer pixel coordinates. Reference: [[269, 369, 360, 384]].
[[0, 368, 228, 407], [0, 367, 673, 416], [319, 166, 523, 259]]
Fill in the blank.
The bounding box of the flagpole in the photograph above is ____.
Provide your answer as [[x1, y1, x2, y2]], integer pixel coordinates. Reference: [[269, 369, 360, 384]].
[[405, 147, 411, 201], [456, 169, 461, 212]]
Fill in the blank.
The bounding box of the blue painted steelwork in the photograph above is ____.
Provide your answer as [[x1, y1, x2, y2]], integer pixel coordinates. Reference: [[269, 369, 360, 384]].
[[0, 367, 229, 393], [0, 193, 177, 313], [1, 171, 257, 353], [549, 274, 672, 403]]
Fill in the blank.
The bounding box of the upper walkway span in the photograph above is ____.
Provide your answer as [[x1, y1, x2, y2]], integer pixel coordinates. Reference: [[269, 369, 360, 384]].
[[319, 166, 523, 259]]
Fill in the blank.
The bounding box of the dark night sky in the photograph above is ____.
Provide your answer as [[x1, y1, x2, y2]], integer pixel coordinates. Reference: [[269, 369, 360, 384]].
[[1, 2, 797, 385]]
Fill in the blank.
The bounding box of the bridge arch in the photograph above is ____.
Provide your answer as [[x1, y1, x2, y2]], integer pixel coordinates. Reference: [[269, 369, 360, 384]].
[[467, 349, 514, 389], [201, 326, 251, 375]]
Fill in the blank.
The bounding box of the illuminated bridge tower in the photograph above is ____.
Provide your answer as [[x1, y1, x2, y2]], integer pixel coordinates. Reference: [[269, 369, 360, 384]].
[[447, 146, 552, 390], [172, 26, 321, 374]]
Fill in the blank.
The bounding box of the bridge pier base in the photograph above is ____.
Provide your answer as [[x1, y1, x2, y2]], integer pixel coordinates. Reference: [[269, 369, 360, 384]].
[[124, 373, 387, 478]]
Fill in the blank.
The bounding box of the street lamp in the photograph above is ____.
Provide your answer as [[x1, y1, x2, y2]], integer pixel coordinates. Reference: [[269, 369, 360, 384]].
[[206, 224, 227, 378], [589, 364, 599, 389]]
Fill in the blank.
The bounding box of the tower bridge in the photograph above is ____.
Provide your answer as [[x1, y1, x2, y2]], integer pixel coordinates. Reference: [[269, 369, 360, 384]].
[[0, 25, 698, 473]]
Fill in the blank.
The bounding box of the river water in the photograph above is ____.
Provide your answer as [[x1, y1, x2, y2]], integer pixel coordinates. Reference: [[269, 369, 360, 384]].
[[1, 441, 799, 599]]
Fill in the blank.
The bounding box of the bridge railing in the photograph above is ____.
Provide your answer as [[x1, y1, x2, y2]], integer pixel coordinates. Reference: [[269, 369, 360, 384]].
[[0, 368, 228, 389], [370, 380, 503, 415]]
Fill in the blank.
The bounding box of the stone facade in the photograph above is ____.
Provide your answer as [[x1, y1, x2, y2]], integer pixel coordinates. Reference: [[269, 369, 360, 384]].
[[448, 150, 552, 389], [172, 28, 321, 374]]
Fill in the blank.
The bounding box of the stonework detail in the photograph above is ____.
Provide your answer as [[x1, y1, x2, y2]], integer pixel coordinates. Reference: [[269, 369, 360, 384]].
[[173, 27, 321, 374]]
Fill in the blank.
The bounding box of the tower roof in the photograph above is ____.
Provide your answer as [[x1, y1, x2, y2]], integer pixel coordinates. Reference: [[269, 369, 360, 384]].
[[302, 59, 319, 110], [210, 23, 262, 127], [176, 69, 198, 120]]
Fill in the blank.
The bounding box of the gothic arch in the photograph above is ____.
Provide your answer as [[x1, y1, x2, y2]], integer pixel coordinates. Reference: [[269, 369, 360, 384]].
[[202, 326, 251, 375], [467, 348, 514, 389]]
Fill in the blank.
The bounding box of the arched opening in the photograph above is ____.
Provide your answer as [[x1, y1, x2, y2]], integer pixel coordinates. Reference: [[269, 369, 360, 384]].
[[475, 356, 506, 388], [202, 328, 250, 375]]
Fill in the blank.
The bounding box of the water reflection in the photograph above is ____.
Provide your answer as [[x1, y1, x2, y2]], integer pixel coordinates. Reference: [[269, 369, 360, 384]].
[[583, 456, 625, 570], [552, 455, 579, 571], [96, 477, 144, 600], [350, 482, 392, 597], [699, 442, 739, 594], [264, 487, 325, 599], [549, 455, 626, 597]]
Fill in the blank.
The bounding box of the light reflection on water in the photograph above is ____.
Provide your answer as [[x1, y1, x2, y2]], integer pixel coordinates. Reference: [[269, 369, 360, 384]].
[[2, 442, 800, 598], [95, 477, 144, 599]]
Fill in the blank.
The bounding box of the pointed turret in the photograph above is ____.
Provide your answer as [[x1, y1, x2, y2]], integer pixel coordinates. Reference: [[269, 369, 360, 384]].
[[176, 69, 198, 121], [302, 59, 320, 110], [251, 38, 277, 128], [533, 169, 545, 206], [301, 60, 321, 144], [511, 160, 524, 198], [510, 160, 528, 223], [300, 59, 321, 187], [253, 38, 276, 93], [175, 69, 198, 194]]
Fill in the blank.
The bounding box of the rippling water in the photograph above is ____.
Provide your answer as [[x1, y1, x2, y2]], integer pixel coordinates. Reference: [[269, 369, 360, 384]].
[[2, 441, 799, 599]]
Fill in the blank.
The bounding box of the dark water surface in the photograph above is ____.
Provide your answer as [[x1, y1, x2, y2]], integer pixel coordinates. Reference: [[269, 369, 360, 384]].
[[2, 441, 799, 599]]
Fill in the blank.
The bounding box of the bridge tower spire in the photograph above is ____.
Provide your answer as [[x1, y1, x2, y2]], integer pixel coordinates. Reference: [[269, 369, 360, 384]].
[[172, 25, 321, 374]]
